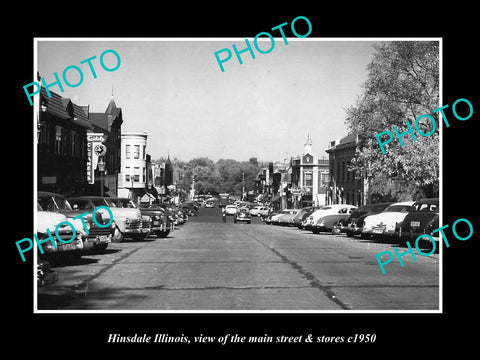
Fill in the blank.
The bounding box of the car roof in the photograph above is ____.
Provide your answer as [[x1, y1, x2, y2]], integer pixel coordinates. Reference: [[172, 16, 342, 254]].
[[413, 198, 439, 205]]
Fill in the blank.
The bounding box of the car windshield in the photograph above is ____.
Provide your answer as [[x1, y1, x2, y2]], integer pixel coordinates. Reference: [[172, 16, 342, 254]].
[[69, 199, 95, 210], [38, 195, 72, 211], [118, 198, 136, 208], [385, 205, 411, 213]]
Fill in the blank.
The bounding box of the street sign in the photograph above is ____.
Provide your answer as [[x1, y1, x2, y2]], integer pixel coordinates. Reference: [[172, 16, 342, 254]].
[[94, 144, 107, 157]]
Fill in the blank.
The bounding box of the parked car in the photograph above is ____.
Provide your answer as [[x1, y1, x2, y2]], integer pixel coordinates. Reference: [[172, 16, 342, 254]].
[[224, 205, 238, 216], [276, 209, 301, 226], [334, 204, 375, 237], [397, 198, 439, 243], [38, 191, 113, 251], [263, 210, 279, 224], [205, 201, 215, 208], [303, 205, 357, 231], [249, 205, 270, 217], [269, 210, 289, 225], [68, 196, 149, 242], [36, 202, 84, 259], [292, 206, 319, 229], [233, 207, 251, 224], [108, 197, 173, 238], [361, 201, 414, 240], [312, 213, 352, 234], [352, 202, 394, 238]]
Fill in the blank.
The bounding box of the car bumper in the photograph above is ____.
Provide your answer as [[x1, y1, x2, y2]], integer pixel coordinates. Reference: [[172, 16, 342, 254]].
[[235, 217, 251, 222]]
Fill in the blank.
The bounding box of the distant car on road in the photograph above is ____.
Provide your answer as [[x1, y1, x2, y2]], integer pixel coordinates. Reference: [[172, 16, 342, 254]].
[[225, 205, 237, 215], [234, 207, 251, 224], [205, 201, 215, 208], [249, 205, 270, 217]]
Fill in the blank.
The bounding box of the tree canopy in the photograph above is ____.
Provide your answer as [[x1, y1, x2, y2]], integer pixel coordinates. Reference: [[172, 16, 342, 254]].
[[345, 41, 440, 200]]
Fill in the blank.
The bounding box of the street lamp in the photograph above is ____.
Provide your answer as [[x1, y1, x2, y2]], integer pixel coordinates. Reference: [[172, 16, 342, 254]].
[[98, 157, 105, 197]]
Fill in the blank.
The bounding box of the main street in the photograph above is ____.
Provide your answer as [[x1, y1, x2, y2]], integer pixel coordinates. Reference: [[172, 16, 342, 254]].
[[37, 206, 439, 311]]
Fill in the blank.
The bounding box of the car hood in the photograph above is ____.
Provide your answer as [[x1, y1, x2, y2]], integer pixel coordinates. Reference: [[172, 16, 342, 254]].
[[37, 211, 69, 233], [102, 207, 142, 220]]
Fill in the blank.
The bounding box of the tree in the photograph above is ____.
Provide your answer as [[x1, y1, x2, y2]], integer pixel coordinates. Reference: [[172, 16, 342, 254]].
[[345, 41, 439, 200]]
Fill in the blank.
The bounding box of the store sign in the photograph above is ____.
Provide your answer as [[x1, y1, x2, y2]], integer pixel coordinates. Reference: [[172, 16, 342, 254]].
[[86, 132, 105, 184]]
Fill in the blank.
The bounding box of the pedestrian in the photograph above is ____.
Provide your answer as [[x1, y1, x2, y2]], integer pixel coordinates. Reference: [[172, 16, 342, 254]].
[[222, 207, 226, 223]]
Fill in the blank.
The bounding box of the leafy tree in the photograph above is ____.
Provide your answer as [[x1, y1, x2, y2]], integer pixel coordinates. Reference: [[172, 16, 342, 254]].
[[345, 41, 439, 200]]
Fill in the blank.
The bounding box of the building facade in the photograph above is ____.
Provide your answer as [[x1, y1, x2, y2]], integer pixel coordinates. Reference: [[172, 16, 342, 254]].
[[88, 98, 123, 196], [37, 86, 93, 196], [325, 134, 366, 206], [291, 135, 329, 208], [117, 132, 149, 201]]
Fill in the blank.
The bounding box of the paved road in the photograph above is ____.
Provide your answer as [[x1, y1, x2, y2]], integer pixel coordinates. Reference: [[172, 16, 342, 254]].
[[37, 206, 439, 311]]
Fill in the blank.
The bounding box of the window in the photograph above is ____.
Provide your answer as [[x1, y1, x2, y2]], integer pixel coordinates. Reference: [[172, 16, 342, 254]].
[[134, 167, 140, 182], [143, 167, 146, 183], [125, 144, 131, 159], [125, 166, 130, 182], [70, 130, 76, 157], [39, 121, 49, 151], [304, 171, 312, 187], [134, 145, 140, 159], [54, 126, 66, 155], [143, 145, 146, 160]]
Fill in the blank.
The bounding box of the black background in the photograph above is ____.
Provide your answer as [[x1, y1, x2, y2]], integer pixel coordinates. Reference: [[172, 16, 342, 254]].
[[7, 4, 477, 355]]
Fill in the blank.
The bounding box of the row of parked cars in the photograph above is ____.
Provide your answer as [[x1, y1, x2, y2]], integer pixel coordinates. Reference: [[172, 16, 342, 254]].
[[36, 191, 192, 286], [263, 198, 440, 244]]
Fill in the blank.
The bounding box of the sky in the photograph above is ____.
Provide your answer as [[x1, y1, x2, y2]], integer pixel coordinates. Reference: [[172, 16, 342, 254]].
[[36, 38, 381, 163]]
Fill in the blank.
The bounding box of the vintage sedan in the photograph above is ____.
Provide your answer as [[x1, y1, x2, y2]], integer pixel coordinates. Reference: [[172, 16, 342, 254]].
[[68, 196, 149, 242], [263, 210, 279, 224], [293, 206, 318, 229], [37, 203, 84, 258], [276, 209, 301, 226], [312, 213, 352, 234], [249, 205, 270, 217], [334, 204, 374, 237], [38, 191, 113, 251], [234, 207, 251, 223], [398, 198, 439, 243], [108, 198, 173, 238], [224, 205, 238, 216], [304, 205, 357, 231], [361, 201, 414, 240], [353, 202, 394, 238]]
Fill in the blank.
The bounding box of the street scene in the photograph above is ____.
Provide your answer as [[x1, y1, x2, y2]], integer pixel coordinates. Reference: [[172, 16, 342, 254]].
[[33, 39, 440, 312], [37, 201, 439, 311]]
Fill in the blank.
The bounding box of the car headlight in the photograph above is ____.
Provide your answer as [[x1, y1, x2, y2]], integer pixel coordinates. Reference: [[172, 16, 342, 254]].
[[125, 218, 131, 224]]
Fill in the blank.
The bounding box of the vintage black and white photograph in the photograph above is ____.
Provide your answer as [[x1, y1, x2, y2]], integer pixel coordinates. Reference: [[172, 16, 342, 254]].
[[31, 38, 442, 312]]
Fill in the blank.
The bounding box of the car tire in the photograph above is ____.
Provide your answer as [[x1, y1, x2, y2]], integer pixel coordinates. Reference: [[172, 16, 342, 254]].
[[312, 229, 320, 234], [247, 221, 251, 224], [112, 226, 124, 243]]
